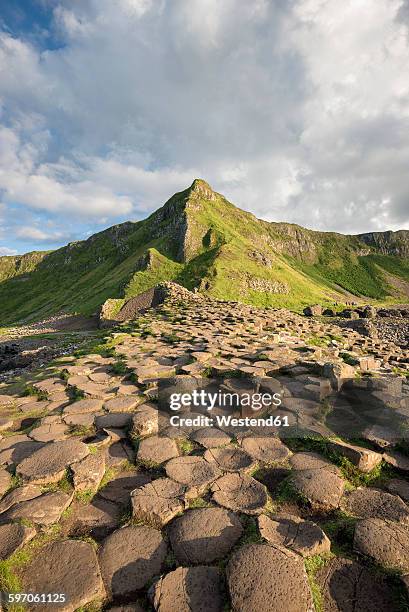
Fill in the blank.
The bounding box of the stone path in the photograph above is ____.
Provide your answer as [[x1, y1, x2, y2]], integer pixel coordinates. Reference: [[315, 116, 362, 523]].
[[0, 285, 407, 610]]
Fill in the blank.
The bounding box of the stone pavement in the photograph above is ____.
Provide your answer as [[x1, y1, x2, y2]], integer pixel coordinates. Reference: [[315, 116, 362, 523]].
[[0, 286, 408, 610]]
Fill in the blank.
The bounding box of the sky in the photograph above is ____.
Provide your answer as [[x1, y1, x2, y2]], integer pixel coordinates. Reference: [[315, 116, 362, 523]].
[[0, 0, 409, 255]]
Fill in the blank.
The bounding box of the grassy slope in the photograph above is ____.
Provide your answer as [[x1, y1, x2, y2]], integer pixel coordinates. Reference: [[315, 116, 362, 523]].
[[0, 180, 408, 323]]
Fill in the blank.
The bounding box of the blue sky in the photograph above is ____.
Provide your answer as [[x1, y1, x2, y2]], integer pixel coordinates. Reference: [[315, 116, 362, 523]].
[[1, 0, 409, 256]]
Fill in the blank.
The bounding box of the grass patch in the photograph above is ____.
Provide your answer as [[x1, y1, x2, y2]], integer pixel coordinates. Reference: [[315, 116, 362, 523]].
[[111, 359, 128, 375], [238, 516, 263, 545], [320, 510, 358, 557], [188, 497, 212, 509], [275, 477, 308, 507], [22, 385, 48, 401], [0, 527, 61, 610], [75, 488, 95, 504], [41, 470, 73, 494], [304, 554, 332, 612], [177, 438, 195, 455]]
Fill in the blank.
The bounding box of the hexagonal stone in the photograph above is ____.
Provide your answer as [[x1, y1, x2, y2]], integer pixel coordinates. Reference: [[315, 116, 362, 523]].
[[63, 412, 99, 427], [89, 371, 114, 384], [137, 436, 179, 465], [95, 413, 133, 429], [28, 422, 68, 443], [0, 435, 44, 466], [258, 513, 330, 557], [354, 518, 409, 572], [191, 427, 231, 449], [241, 436, 292, 463], [316, 557, 396, 612], [341, 488, 409, 523], [383, 450, 409, 472], [99, 526, 167, 598], [151, 566, 224, 612], [0, 484, 43, 514], [211, 473, 268, 515], [204, 446, 255, 472], [72, 453, 106, 491], [98, 469, 150, 506], [0, 523, 36, 559], [0, 417, 14, 431], [65, 497, 121, 540], [131, 478, 185, 528], [386, 479, 409, 502], [0, 394, 15, 406], [21, 540, 105, 611], [289, 451, 341, 475], [292, 468, 345, 509], [17, 439, 89, 484], [105, 440, 135, 467], [18, 400, 51, 414], [169, 507, 243, 564], [34, 377, 66, 393], [165, 456, 221, 498], [3, 491, 73, 526], [64, 398, 104, 415], [73, 381, 113, 398], [132, 407, 163, 439], [328, 440, 382, 473], [227, 543, 313, 612], [0, 468, 11, 496], [104, 396, 141, 412]]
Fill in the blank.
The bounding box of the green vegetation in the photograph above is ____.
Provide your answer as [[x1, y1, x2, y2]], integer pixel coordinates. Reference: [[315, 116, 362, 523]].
[[0, 179, 408, 324], [188, 497, 212, 509], [320, 510, 358, 557], [0, 527, 61, 611], [304, 554, 332, 612]]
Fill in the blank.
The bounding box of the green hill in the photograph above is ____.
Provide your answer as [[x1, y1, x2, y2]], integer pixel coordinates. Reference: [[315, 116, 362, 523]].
[[1, 179, 408, 324]]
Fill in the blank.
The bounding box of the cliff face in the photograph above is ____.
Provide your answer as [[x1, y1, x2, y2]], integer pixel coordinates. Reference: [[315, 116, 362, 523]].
[[0, 179, 408, 324], [357, 230, 409, 258]]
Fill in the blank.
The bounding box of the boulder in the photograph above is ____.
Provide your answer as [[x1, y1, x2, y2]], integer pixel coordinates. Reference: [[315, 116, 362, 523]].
[[258, 513, 330, 557], [211, 473, 268, 515], [316, 557, 395, 611], [17, 439, 89, 484], [303, 305, 322, 317], [99, 526, 167, 598], [21, 540, 105, 611], [227, 544, 313, 612], [354, 518, 409, 572], [168, 508, 242, 564], [131, 478, 185, 528], [151, 566, 224, 612]]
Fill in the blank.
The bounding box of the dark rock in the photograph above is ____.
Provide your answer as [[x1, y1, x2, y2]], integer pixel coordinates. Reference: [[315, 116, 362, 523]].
[[151, 566, 224, 612], [99, 526, 167, 598], [258, 513, 330, 557], [168, 508, 242, 564], [316, 556, 396, 611], [0, 523, 36, 559], [354, 518, 409, 572], [211, 473, 268, 514], [20, 540, 105, 611], [227, 543, 313, 612]]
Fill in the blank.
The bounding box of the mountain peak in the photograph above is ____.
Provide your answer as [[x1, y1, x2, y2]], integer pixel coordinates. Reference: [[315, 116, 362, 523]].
[[188, 178, 216, 201]]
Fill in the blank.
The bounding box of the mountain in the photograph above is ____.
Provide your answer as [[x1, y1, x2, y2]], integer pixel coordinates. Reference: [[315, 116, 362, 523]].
[[0, 179, 408, 324]]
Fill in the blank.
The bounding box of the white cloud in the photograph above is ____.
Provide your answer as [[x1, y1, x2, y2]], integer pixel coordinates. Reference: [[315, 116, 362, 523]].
[[0, 0, 408, 248], [15, 225, 68, 242], [0, 246, 18, 256], [0, 125, 133, 218]]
